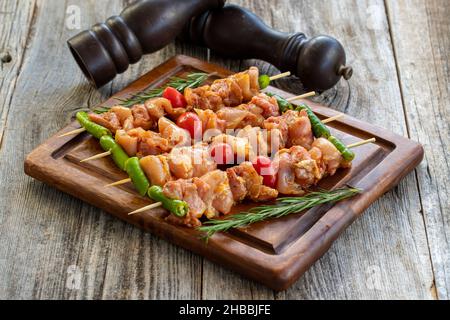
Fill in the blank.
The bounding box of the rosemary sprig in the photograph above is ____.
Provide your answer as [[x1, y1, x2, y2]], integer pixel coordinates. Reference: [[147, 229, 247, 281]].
[[92, 72, 210, 113], [197, 187, 362, 240], [118, 72, 210, 108]]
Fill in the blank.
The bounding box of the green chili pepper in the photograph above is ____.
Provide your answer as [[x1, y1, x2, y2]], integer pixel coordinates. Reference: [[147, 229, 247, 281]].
[[258, 75, 271, 90], [296, 104, 331, 138], [76, 111, 111, 139], [296, 104, 353, 161], [266, 92, 294, 113], [148, 185, 188, 218], [327, 136, 355, 161], [99, 135, 129, 171], [125, 157, 150, 196]]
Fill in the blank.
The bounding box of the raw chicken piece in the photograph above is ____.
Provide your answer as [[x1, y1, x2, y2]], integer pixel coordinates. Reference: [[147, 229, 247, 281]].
[[158, 117, 191, 148], [211, 134, 254, 162], [167, 144, 217, 179], [110, 106, 134, 131], [236, 125, 269, 158], [308, 146, 327, 178], [184, 86, 224, 111], [273, 150, 304, 195], [273, 146, 322, 195], [226, 162, 278, 202], [131, 104, 154, 130], [115, 129, 138, 156], [283, 109, 314, 149], [311, 137, 351, 175], [250, 93, 280, 118], [118, 127, 170, 157], [184, 67, 261, 111], [140, 155, 172, 187], [264, 110, 314, 149], [137, 129, 171, 157], [216, 107, 249, 129], [247, 66, 260, 96], [291, 146, 322, 187], [163, 179, 206, 227], [236, 103, 265, 128], [145, 97, 186, 120], [263, 116, 289, 152], [89, 112, 121, 134], [210, 78, 243, 107], [195, 170, 234, 218], [232, 72, 253, 101], [195, 109, 226, 133]]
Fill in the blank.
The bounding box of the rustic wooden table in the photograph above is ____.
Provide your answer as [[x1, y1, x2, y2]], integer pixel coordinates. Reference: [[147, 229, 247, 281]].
[[0, 0, 448, 300]]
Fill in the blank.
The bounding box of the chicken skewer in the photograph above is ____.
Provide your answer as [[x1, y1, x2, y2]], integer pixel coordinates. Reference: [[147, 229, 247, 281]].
[[59, 68, 292, 138], [72, 104, 373, 227], [128, 136, 375, 225], [76, 90, 336, 163]]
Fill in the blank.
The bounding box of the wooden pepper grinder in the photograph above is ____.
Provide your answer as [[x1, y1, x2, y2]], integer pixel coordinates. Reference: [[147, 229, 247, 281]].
[[68, 0, 226, 88], [180, 4, 353, 91]]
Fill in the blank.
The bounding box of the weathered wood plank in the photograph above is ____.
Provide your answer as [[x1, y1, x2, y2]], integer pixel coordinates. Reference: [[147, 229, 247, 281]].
[[0, 0, 441, 299], [0, 0, 202, 299], [201, 0, 434, 299], [0, 0, 36, 148], [386, 0, 450, 299]]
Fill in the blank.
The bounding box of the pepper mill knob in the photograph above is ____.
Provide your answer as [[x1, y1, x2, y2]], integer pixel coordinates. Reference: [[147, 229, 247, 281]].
[[180, 4, 352, 91], [68, 0, 226, 88]]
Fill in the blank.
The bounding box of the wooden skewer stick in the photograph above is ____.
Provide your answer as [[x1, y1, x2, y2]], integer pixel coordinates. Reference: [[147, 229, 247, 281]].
[[128, 202, 163, 215], [269, 71, 291, 81], [286, 91, 316, 102], [322, 114, 344, 124], [58, 127, 86, 138], [80, 150, 111, 162], [347, 138, 376, 149], [104, 178, 132, 187]]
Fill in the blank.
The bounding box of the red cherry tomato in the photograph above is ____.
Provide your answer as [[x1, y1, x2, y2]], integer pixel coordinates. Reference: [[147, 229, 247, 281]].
[[211, 143, 234, 165], [252, 156, 277, 188], [262, 172, 277, 189], [252, 156, 272, 173], [162, 87, 187, 109], [176, 112, 202, 139]]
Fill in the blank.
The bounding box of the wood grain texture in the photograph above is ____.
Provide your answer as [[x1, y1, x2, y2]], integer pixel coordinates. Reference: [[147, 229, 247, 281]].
[[0, 0, 36, 148], [0, 0, 447, 299], [386, 0, 450, 300], [201, 0, 435, 299], [0, 0, 202, 300]]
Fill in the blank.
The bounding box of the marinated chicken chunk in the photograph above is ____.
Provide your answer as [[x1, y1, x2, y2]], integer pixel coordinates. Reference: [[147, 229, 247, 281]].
[[184, 86, 224, 111], [273, 145, 323, 195], [184, 67, 261, 111], [264, 109, 314, 150], [226, 162, 278, 202], [167, 144, 217, 179], [158, 117, 191, 148], [140, 155, 172, 187], [195, 109, 226, 133], [216, 107, 249, 129], [115, 127, 170, 157], [163, 179, 206, 227], [163, 170, 234, 224], [311, 137, 351, 175], [211, 134, 254, 161], [195, 170, 234, 218], [210, 78, 244, 107], [236, 125, 269, 158], [145, 97, 186, 120], [89, 112, 121, 134], [250, 93, 280, 118], [131, 104, 155, 130]]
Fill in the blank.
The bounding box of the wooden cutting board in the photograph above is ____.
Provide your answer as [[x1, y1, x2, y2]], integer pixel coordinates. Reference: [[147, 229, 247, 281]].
[[24, 55, 424, 291]]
